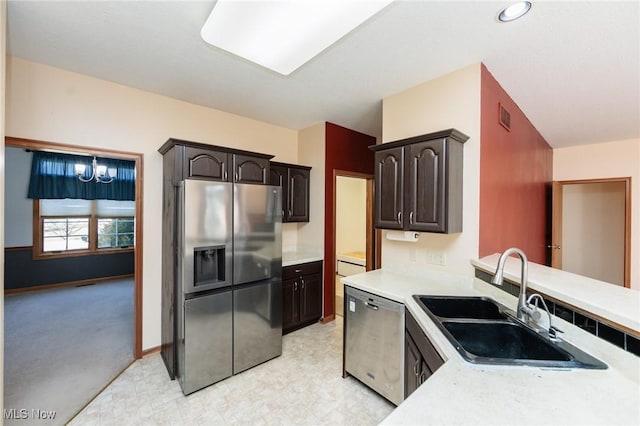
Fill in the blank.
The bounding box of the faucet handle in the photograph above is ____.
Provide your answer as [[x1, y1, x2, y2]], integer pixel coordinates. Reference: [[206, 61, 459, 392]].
[[549, 325, 564, 339]]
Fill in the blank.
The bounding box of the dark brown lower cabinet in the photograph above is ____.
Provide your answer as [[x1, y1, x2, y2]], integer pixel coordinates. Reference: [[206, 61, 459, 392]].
[[405, 310, 444, 399], [283, 261, 323, 334]]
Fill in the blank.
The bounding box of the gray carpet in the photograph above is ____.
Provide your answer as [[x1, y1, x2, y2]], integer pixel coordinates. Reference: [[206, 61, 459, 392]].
[[4, 279, 134, 425]]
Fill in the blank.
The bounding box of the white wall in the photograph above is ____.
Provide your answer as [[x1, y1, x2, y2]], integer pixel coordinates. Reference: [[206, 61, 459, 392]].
[[563, 182, 625, 285], [4, 147, 33, 247], [296, 123, 326, 251], [336, 176, 366, 255], [5, 57, 299, 350], [381, 64, 481, 274], [554, 139, 640, 289]]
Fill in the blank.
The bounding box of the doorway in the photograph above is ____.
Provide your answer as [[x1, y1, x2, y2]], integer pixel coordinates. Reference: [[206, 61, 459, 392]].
[[333, 171, 375, 317], [4, 136, 143, 423], [5, 136, 143, 355], [551, 178, 630, 287]]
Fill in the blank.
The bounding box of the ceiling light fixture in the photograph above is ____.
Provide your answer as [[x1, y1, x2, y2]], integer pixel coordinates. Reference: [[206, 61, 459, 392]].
[[497, 1, 532, 22], [200, 0, 394, 76], [75, 157, 117, 184]]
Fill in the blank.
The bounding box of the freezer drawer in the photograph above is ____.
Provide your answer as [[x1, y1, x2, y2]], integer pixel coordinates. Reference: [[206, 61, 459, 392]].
[[179, 290, 233, 395], [233, 279, 283, 374], [344, 286, 404, 406]]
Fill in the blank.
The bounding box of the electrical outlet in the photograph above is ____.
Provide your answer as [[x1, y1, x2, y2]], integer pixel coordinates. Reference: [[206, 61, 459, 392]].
[[425, 249, 446, 265]]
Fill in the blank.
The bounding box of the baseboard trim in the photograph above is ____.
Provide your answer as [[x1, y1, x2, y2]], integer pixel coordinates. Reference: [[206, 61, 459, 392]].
[[142, 345, 161, 358], [4, 274, 135, 295], [321, 314, 336, 323]]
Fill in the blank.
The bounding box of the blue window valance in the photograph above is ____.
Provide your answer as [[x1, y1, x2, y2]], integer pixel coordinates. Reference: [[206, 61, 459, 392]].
[[27, 151, 136, 201]]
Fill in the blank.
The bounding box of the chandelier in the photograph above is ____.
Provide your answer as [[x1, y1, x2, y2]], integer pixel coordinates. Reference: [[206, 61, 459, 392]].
[[74, 156, 117, 184]]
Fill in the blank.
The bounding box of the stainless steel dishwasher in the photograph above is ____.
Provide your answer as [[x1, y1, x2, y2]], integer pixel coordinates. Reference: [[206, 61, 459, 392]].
[[344, 286, 404, 405]]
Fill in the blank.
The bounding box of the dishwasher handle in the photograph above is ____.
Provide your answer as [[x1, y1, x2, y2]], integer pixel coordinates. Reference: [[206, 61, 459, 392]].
[[364, 301, 379, 311]]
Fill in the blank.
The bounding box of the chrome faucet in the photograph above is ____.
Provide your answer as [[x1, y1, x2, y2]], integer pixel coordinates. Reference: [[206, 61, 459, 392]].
[[491, 247, 535, 322]]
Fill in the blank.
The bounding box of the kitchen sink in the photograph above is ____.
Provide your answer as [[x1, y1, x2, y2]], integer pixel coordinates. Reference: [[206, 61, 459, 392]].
[[416, 296, 508, 320], [442, 321, 571, 361], [413, 295, 607, 369]]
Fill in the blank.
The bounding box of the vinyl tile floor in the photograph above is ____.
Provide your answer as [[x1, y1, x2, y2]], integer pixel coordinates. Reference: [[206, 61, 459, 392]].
[[69, 316, 395, 425]]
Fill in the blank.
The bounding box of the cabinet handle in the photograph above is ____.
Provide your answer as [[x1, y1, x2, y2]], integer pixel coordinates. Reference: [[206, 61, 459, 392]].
[[301, 278, 305, 289], [409, 211, 414, 224], [224, 171, 228, 181], [235, 172, 239, 182], [294, 281, 298, 291], [547, 244, 561, 250], [289, 209, 293, 217], [397, 211, 402, 225], [294, 269, 302, 273], [413, 359, 420, 376], [419, 370, 427, 385]]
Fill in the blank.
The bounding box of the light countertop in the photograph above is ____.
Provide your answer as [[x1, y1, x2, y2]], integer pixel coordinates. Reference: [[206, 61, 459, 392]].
[[472, 254, 640, 334], [282, 248, 323, 267], [342, 267, 640, 425]]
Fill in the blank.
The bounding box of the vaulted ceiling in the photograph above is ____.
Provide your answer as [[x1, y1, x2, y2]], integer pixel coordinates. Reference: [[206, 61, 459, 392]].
[[6, 1, 640, 148]]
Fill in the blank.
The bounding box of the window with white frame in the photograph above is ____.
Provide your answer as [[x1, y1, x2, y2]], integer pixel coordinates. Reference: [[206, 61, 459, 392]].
[[36, 199, 135, 257]]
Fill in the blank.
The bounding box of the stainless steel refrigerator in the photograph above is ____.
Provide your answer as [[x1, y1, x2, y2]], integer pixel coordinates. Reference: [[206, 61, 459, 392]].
[[176, 179, 282, 395]]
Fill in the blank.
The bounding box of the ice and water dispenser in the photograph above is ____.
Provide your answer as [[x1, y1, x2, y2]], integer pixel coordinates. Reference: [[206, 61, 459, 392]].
[[193, 245, 226, 288]]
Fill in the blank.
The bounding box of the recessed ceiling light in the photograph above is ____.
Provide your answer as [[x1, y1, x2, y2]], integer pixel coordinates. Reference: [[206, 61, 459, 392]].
[[497, 1, 532, 22], [201, 0, 394, 76]]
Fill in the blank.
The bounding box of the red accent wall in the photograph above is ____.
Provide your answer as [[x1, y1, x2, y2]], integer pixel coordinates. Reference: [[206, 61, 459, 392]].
[[480, 64, 553, 264], [323, 122, 375, 318]]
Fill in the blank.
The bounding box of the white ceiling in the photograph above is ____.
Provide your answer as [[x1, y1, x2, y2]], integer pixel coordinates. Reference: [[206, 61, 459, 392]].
[[6, 1, 640, 148]]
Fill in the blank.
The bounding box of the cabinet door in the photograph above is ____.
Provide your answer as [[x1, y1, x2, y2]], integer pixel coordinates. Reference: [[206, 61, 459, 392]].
[[374, 147, 404, 229], [269, 164, 288, 219], [419, 359, 432, 386], [287, 168, 310, 222], [282, 277, 299, 333], [406, 139, 446, 232], [184, 147, 230, 181], [234, 155, 269, 184], [406, 311, 444, 375], [299, 272, 322, 324], [404, 331, 422, 399]]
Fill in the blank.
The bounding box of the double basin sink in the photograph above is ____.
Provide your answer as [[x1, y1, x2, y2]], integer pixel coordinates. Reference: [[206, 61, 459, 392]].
[[414, 295, 607, 369]]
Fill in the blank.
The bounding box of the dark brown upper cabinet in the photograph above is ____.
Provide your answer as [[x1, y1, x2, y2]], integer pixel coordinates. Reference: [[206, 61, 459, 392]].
[[269, 161, 311, 223], [184, 147, 230, 181], [371, 129, 469, 234], [158, 138, 273, 185], [233, 154, 269, 184]]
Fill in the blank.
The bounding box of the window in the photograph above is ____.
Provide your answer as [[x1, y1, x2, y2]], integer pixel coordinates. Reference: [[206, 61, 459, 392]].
[[98, 218, 135, 248], [35, 199, 135, 258], [43, 218, 90, 252]]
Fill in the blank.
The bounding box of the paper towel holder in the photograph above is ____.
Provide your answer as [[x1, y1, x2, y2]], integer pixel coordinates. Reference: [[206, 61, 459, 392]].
[[385, 231, 420, 242]]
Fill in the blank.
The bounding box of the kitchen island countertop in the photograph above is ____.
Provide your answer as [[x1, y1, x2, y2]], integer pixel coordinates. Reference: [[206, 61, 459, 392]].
[[342, 267, 640, 425]]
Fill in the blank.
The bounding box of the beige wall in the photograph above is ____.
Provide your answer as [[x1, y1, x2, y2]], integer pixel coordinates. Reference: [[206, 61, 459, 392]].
[[554, 139, 640, 289], [336, 176, 366, 255], [563, 182, 626, 285], [381, 64, 481, 274], [296, 123, 326, 251], [5, 57, 299, 350], [1, 0, 7, 413]]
